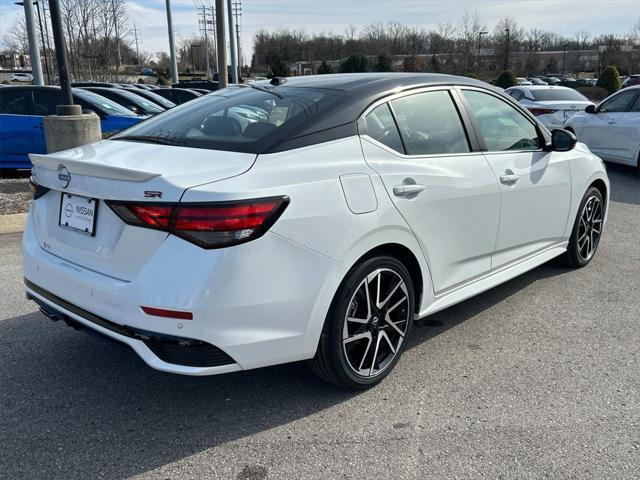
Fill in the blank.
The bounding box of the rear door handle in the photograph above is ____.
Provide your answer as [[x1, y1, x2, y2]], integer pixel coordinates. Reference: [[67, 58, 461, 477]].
[[499, 171, 520, 185], [393, 184, 426, 197]]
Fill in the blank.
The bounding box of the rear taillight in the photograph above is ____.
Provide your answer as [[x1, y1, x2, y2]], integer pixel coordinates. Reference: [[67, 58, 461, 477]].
[[107, 196, 289, 249], [528, 108, 557, 116]]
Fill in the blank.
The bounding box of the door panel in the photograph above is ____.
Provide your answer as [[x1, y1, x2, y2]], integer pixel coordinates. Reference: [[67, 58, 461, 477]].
[[610, 112, 640, 165], [483, 150, 572, 267], [460, 88, 571, 268], [362, 141, 500, 293]]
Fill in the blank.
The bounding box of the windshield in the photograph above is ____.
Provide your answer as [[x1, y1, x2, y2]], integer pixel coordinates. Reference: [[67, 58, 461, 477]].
[[73, 89, 137, 117], [112, 85, 344, 152], [531, 89, 589, 102]]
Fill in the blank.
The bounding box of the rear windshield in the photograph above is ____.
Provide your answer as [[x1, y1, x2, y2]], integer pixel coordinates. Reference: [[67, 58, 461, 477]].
[[112, 85, 344, 152], [115, 89, 164, 113], [74, 89, 137, 117], [530, 89, 588, 102]]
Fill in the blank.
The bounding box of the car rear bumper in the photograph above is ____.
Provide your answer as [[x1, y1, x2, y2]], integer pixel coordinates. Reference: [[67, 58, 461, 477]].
[[22, 210, 347, 375]]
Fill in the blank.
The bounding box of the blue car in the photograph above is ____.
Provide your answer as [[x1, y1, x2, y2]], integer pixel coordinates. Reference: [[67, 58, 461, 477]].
[[0, 86, 145, 169]]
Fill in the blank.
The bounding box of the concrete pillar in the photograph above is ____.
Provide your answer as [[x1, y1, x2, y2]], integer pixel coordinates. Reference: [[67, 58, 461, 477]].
[[43, 111, 101, 153]]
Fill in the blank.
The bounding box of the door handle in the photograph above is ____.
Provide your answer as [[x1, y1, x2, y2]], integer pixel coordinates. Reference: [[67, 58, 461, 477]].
[[393, 183, 426, 197], [499, 170, 520, 186]]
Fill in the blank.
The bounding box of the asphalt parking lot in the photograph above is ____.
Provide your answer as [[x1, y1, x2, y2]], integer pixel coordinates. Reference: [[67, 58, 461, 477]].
[[0, 163, 638, 480]]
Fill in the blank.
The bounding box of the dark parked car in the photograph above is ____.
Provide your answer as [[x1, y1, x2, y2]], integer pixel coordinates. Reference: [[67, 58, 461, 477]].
[[72, 81, 122, 88], [622, 75, 640, 88], [124, 88, 176, 109], [80, 86, 165, 115], [0, 86, 143, 169], [172, 80, 219, 91], [153, 87, 202, 105]]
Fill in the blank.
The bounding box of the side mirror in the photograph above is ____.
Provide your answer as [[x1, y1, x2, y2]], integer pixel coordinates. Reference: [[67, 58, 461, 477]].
[[585, 104, 596, 114], [550, 129, 577, 152]]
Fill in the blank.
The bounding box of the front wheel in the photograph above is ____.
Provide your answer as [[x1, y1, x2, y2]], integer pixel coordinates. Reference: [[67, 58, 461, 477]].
[[308, 256, 414, 389], [562, 186, 604, 268]]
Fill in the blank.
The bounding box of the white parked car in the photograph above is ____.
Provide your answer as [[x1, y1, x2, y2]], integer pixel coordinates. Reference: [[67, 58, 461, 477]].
[[10, 72, 33, 83], [516, 77, 533, 86], [564, 86, 640, 168], [23, 74, 609, 389], [505, 85, 594, 130]]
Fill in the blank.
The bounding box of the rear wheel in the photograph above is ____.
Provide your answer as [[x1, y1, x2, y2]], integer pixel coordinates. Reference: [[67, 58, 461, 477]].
[[308, 256, 414, 389], [562, 186, 604, 268]]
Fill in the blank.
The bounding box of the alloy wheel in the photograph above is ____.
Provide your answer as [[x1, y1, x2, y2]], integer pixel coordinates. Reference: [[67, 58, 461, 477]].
[[342, 268, 410, 377], [577, 195, 603, 261]]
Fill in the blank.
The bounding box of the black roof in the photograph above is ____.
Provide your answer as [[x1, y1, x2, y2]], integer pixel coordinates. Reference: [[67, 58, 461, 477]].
[[251, 73, 500, 150]]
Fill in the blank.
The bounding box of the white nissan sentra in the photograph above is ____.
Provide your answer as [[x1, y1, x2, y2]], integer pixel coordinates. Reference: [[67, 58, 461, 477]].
[[23, 74, 609, 389]]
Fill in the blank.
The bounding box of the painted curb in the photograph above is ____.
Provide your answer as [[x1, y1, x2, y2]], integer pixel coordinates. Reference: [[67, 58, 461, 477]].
[[0, 213, 27, 235]]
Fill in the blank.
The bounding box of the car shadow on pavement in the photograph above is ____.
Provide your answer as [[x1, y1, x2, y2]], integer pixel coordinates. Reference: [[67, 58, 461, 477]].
[[0, 260, 574, 480], [605, 162, 639, 205]]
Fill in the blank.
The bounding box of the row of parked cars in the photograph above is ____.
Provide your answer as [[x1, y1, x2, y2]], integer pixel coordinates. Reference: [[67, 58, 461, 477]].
[[1, 77, 638, 170], [0, 81, 215, 169], [505, 84, 639, 168]]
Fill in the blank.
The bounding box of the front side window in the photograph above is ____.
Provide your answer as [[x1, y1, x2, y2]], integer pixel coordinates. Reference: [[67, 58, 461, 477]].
[[364, 103, 403, 152], [113, 86, 344, 153], [0, 89, 31, 115], [599, 90, 637, 113], [462, 90, 540, 152], [390, 90, 470, 155]]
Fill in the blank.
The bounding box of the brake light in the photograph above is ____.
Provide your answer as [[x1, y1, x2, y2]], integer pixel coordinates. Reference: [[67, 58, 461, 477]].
[[107, 196, 289, 249], [528, 108, 557, 116]]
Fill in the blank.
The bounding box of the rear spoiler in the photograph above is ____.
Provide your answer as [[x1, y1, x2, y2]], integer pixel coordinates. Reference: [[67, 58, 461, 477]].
[[29, 153, 160, 182]]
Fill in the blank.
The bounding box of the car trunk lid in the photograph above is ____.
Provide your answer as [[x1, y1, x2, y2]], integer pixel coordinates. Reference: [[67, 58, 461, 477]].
[[29, 140, 256, 281]]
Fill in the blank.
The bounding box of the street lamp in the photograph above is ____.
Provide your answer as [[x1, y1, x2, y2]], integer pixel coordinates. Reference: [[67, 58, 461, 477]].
[[477, 30, 488, 77], [504, 27, 510, 70], [562, 44, 569, 79]]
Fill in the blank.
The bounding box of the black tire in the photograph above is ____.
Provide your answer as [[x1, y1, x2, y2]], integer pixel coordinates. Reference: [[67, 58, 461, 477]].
[[308, 256, 415, 389], [562, 186, 604, 268]]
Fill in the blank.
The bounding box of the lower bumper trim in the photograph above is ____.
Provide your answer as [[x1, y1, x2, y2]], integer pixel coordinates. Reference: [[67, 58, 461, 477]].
[[25, 278, 236, 368]]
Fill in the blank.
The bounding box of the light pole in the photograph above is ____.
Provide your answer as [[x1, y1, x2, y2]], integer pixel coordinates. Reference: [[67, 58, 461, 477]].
[[166, 0, 179, 84], [477, 30, 488, 77], [562, 44, 568, 78], [504, 27, 510, 70]]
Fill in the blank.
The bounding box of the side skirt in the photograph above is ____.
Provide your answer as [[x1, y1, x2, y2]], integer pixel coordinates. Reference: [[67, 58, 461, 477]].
[[416, 242, 568, 319]]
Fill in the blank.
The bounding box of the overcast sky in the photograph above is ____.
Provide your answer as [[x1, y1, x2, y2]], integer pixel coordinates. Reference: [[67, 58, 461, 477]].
[[1, 0, 639, 63]]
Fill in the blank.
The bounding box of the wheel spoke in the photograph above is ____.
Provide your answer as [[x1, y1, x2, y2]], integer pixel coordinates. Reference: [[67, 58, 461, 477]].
[[384, 312, 405, 337], [357, 334, 373, 371], [343, 331, 371, 344], [378, 278, 402, 309], [380, 330, 396, 354], [387, 295, 407, 315], [369, 333, 383, 376]]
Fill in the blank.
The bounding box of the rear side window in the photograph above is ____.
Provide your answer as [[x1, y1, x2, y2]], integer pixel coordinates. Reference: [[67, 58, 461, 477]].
[[364, 104, 403, 152], [0, 89, 31, 115], [113, 86, 344, 153], [33, 90, 62, 115], [462, 90, 540, 152], [390, 90, 470, 155]]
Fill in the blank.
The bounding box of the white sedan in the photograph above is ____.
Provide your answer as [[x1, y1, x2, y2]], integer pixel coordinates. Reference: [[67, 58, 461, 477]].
[[505, 85, 593, 130], [10, 72, 33, 83], [23, 74, 609, 389], [564, 86, 640, 168]]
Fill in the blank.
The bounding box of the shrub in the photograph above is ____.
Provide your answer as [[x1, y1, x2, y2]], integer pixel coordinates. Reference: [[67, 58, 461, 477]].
[[576, 86, 609, 103], [596, 65, 621, 95], [340, 54, 368, 73], [317, 61, 334, 75], [374, 54, 392, 72], [495, 70, 517, 89]]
